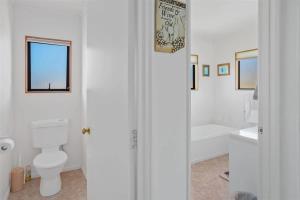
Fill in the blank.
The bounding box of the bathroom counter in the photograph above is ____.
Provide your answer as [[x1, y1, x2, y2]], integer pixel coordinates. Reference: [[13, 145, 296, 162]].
[[230, 126, 258, 144], [229, 127, 258, 196]]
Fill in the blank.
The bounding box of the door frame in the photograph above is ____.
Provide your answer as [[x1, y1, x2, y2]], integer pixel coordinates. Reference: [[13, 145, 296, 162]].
[[136, 0, 281, 199], [258, 0, 281, 199], [136, 1, 153, 200]]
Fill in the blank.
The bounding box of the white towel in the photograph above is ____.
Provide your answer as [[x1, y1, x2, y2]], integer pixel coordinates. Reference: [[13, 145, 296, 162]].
[[244, 94, 258, 124]]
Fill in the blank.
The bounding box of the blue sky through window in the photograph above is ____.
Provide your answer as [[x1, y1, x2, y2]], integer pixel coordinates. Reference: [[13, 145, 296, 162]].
[[30, 42, 68, 89], [239, 57, 257, 89]]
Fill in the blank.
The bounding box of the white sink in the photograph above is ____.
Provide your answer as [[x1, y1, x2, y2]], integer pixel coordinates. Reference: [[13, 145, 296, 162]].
[[239, 126, 258, 140], [231, 126, 258, 143]]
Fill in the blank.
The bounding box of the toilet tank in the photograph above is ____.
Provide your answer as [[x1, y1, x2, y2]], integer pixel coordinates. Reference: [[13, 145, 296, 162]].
[[32, 119, 69, 149]]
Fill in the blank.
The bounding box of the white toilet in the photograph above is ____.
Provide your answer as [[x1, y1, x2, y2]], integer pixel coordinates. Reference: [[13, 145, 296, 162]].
[[32, 119, 68, 197]]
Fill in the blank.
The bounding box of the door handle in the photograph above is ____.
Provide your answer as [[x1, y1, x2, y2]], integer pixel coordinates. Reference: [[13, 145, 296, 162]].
[[82, 128, 91, 135]]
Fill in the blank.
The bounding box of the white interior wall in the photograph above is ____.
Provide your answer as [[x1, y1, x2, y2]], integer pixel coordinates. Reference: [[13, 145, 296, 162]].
[[279, 0, 300, 198], [12, 4, 83, 175], [191, 22, 258, 129], [149, 3, 189, 200], [151, 44, 188, 199], [213, 24, 258, 129], [191, 35, 215, 126], [0, 1, 13, 199]]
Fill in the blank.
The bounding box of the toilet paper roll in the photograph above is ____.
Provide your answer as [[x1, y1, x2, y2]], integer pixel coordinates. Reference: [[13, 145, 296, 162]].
[[0, 138, 15, 154]]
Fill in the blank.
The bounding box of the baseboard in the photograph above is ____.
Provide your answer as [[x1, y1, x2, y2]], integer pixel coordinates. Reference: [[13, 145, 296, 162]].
[[3, 185, 10, 200], [191, 153, 229, 165], [81, 166, 87, 179], [31, 164, 82, 178]]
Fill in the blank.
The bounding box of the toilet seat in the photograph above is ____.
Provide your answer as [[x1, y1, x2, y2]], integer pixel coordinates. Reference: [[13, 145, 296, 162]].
[[34, 151, 67, 169]]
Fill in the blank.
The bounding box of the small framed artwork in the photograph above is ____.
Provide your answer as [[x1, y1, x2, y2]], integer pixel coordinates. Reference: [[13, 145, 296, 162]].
[[217, 63, 230, 76], [202, 65, 210, 77]]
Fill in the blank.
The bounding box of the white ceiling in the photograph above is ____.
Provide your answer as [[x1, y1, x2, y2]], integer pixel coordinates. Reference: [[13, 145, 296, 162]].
[[13, 0, 257, 38], [13, 0, 85, 13], [191, 0, 258, 39]]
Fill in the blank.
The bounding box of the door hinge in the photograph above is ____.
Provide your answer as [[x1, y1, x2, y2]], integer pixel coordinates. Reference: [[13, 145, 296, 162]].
[[130, 129, 138, 149], [258, 127, 263, 135]]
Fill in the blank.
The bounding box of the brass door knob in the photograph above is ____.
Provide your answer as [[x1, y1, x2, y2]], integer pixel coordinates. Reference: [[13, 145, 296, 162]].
[[82, 128, 91, 135]]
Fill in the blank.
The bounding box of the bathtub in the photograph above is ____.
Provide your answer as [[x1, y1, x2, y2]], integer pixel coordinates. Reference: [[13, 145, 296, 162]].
[[191, 124, 236, 164]]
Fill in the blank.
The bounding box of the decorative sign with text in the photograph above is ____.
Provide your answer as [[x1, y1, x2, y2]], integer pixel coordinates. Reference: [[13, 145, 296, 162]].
[[155, 0, 186, 53]]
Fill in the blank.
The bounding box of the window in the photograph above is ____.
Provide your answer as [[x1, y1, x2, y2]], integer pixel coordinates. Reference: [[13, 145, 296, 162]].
[[26, 36, 71, 92], [190, 54, 199, 90], [235, 49, 258, 90]]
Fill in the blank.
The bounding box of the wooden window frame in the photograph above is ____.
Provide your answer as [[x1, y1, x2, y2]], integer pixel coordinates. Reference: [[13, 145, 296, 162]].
[[25, 36, 72, 93], [191, 54, 199, 90], [235, 49, 258, 90]]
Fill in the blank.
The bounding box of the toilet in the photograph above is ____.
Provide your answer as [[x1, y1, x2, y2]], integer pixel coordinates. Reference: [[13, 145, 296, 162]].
[[32, 119, 68, 197]]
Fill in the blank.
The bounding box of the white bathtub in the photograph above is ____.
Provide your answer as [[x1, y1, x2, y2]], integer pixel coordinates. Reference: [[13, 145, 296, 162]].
[[191, 124, 236, 164]]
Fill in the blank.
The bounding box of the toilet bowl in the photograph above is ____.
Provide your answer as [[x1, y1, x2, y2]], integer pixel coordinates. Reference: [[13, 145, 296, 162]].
[[33, 151, 68, 196], [31, 119, 69, 197]]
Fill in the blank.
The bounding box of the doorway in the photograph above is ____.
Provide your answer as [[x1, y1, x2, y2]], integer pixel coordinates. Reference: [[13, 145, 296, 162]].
[[190, 0, 259, 199]]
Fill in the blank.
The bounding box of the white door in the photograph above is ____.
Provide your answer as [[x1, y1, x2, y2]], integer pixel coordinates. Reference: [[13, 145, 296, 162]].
[[84, 90, 132, 200], [82, 1, 135, 199]]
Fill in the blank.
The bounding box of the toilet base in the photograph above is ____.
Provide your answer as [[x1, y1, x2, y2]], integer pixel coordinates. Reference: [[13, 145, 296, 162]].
[[40, 175, 62, 197]]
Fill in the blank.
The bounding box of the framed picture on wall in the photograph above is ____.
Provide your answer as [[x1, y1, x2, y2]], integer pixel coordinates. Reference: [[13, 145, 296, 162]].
[[217, 63, 230, 76], [202, 65, 210, 77], [155, 0, 186, 53]]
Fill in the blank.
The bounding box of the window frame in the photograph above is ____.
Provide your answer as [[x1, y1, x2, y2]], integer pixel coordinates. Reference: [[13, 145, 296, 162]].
[[235, 49, 258, 90], [25, 36, 72, 93], [190, 54, 199, 91]]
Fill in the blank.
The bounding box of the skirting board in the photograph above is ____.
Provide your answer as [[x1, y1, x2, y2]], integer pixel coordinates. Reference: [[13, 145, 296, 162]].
[[2, 185, 10, 200], [81, 166, 87, 179]]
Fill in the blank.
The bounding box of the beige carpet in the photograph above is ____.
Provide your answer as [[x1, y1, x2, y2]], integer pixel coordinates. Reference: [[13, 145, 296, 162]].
[[192, 154, 231, 200], [9, 169, 87, 200], [9, 156, 229, 200]]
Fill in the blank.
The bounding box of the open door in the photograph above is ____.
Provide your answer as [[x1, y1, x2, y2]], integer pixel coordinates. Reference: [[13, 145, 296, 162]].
[[81, 1, 135, 199], [84, 90, 131, 200]]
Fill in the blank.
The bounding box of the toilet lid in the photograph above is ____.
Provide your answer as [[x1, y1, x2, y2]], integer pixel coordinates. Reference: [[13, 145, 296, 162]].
[[33, 151, 68, 168]]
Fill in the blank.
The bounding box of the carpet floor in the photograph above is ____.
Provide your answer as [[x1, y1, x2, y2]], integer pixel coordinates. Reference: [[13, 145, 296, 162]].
[[9, 169, 87, 200], [192, 154, 232, 200]]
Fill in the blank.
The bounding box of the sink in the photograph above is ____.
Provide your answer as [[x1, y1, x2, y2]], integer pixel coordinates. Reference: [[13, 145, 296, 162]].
[[239, 127, 258, 140], [231, 126, 258, 142]]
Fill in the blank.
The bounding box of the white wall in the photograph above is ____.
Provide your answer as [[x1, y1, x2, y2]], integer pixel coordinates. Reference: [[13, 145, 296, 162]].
[[191, 22, 258, 129], [151, 46, 188, 200], [191, 35, 215, 126], [12, 4, 83, 175], [149, 3, 189, 200], [279, 0, 300, 198], [213, 24, 258, 129], [0, 1, 13, 199]]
